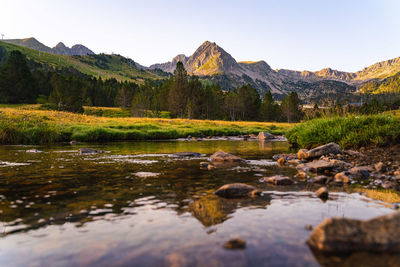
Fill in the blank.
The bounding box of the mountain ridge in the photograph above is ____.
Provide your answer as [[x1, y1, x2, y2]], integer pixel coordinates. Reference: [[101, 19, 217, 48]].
[[3, 37, 95, 56], [150, 40, 400, 96]]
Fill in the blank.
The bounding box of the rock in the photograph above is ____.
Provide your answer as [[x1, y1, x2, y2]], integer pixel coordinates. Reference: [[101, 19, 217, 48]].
[[214, 183, 261, 198], [311, 175, 330, 184], [78, 148, 106, 154], [297, 159, 351, 173], [303, 143, 343, 160], [223, 238, 246, 249], [249, 134, 257, 139], [334, 172, 350, 185], [261, 175, 294, 185], [295, 171, 307, 180], [298, 149, 309, 160], [277, 158, 285, 166], [173, 152, 202, 157], [210, 151, 244, 163], [287, 159, 302, 166], [305, 225, 313, 231], [26, 149, 42, 153], [200, 162, 213, 169], [344, 149, 363, 157], [257, 131, 274, 140], [316, 187, 329, 200], [272, 153, 297, 161], [69, 140, 79, 144], [307, 212, 400, 254], [348, 166, 373, 179], [375, 162, 386, 173]]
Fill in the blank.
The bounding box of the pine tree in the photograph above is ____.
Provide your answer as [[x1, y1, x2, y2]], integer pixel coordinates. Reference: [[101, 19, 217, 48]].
[[259, 91, 280, 121], [0, 50, 38, 103], [168, 62, 188, 117], [281, 92, 303, 123]]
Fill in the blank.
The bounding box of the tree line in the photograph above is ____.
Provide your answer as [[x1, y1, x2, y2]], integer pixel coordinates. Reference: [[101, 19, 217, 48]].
[[0, 50, 305, 122]]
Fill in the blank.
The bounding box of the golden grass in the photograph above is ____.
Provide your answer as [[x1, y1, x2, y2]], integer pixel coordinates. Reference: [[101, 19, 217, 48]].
[[0, 106, 293, 144]]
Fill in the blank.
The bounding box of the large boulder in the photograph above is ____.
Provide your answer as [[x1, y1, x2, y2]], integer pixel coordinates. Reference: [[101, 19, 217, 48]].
[[214, 183, 261, 198], [300, 143, 343, 160], [307, 212, 400, 253], [210, 151, 244, 163], [260, 175, 294, 185], [257, 131, 275, 140]]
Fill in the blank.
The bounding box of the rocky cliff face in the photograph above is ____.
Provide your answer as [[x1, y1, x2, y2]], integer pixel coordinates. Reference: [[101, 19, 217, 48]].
[[3, 37, 94, 56]]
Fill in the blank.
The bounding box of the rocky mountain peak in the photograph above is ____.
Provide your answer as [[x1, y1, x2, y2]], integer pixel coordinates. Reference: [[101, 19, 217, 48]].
[[55, 42, 67, 49]]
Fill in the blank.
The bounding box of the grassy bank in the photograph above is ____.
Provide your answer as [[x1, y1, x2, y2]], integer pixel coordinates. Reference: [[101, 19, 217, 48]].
[[286, 114, 400, 149], [0, 107, 291, 144]]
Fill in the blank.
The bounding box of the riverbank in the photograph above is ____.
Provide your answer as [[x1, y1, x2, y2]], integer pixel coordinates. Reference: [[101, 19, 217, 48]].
[[286, 114, 400, 149], [0, 106, 291, 144]]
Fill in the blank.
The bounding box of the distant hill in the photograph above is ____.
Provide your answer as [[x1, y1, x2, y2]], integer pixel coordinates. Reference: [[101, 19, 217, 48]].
[[150, 40, 400, 99], [359, 72, 400, 94], [3, 37, 95, 56], [0, 40, 167, 83]]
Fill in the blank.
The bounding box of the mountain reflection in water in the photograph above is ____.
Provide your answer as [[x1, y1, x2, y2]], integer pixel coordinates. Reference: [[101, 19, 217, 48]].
[[0, 140, 397, 266]]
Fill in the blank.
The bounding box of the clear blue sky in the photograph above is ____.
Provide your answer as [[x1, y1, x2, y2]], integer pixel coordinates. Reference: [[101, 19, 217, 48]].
[[1, 0, 399, 71]]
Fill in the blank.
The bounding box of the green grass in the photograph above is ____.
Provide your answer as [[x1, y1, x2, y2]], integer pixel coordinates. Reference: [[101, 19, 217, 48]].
[[286, 114, 400, 149], [0, 41, 162, 83], [0, 106, 291, 144]]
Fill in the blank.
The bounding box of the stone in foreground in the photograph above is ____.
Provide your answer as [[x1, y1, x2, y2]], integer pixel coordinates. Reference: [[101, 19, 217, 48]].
[[307, 212, 400, 254], [214, 183, 261, 198], [210, 151, 244, 163], [261, 175, 294, 185], [78, 148, 106, 154], [315, 187, 329, 200], [223, 238, 246, 249], [257, 131, 274, 140]]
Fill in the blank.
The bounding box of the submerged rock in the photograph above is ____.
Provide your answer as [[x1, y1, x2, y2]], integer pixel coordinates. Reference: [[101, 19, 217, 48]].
[[214, 183, 261, 198], [307, 212, 400, 254], [316, 187, 329, 200], [261, 175, 294, 185], [311, 175, 330, 184], [26, 149, 42, 153], [277, 158, 285, 166], [210, 151, 244, 163], [257, 131, 274, 140], [78, 148, 106, 154], [200, 162, 214, 170], [272, 153, 297, 161], [173, 152, 202, 157], [223, 238, 246, 249]]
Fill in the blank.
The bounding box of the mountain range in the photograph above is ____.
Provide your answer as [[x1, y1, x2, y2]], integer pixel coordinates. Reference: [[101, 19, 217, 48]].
[[1, 37, 400, 100], [149, 41, 400, 100], [3, 37, 94, 56]]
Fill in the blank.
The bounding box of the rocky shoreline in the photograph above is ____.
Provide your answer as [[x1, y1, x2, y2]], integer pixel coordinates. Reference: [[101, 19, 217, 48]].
[[203, 134, 400, 256]]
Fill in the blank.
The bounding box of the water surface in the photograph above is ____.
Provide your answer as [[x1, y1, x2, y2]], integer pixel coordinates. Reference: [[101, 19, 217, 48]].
[[0, 140, 397, 266]]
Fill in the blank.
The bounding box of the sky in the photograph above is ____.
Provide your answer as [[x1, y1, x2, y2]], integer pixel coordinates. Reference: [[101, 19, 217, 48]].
[[1, 0, 399, 72]]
